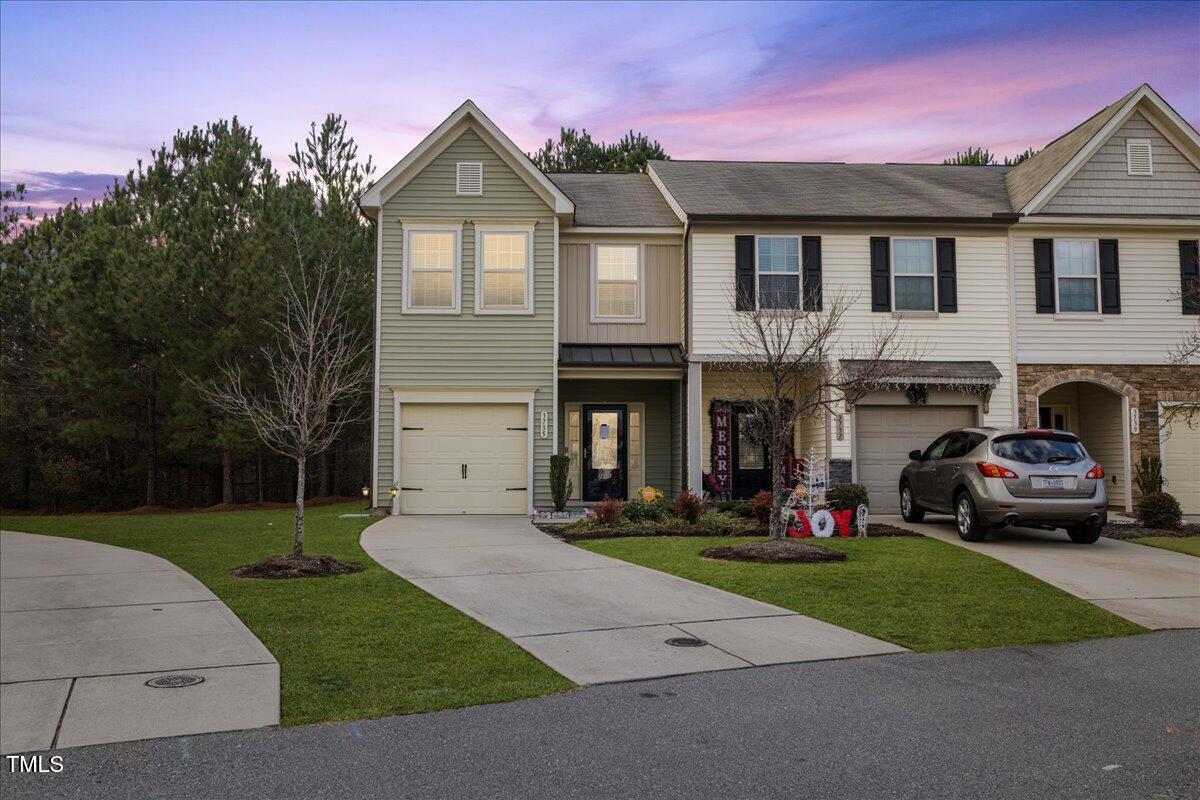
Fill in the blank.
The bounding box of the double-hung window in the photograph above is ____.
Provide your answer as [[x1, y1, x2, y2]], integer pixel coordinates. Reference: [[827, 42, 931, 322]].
[[1054, 240, 1099, 313], [891, 237, 936, 311], [593, 244, 642, 321], [404, 226, 460, 313], [476, 225, 533, 314], [756, 236, 800, 309]]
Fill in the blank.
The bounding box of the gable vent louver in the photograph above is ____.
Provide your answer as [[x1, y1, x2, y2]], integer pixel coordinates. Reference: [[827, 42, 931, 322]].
[[1126, 139, 1152, 176], [456, 162, 483, 195]]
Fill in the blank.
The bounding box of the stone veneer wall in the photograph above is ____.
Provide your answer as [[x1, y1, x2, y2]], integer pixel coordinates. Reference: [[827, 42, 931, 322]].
[[1017, 364, 1200, 502]]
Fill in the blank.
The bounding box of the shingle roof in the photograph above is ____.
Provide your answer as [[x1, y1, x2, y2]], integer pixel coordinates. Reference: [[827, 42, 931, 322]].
[[841, 359, 1002, 385], [648, 161, 1016, 221], [1004, 86, 1141, 212], [559, 344, 684, 367], [549, 173, 681, 227]]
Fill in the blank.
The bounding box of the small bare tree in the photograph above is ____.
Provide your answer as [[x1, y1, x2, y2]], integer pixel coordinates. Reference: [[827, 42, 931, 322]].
[[713, 291, 922, 538], [1163, 271, 1200, 438], [196, 228, 371, 559]]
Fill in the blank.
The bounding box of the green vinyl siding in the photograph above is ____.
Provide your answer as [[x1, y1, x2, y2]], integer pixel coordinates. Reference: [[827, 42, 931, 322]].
[[375, 127, 556, 507]]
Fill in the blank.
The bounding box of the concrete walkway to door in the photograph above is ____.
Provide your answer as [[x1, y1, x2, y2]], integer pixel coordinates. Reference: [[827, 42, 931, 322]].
[[876, 516, 1200, 630], [361, 516, 905, 684], [0, 531, 278, 754]]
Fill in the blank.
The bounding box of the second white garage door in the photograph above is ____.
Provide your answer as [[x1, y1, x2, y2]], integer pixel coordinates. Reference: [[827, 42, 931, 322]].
[[399, 403, 529, 514], [855, 404, 978, 513], [1161, 407, 1200, 515]]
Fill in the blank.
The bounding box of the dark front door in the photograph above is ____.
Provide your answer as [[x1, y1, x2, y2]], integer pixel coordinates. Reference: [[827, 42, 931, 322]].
[[731, 406, 771, 500], [583, 405, 627, 501]]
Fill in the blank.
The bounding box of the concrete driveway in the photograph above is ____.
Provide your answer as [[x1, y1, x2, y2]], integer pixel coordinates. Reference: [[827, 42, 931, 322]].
[[0, 531, 278, 754], [361, 516, 905, 684], [877, 516, 1200, 629]]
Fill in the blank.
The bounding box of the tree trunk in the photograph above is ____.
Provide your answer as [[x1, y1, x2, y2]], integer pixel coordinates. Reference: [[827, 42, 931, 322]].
[[293, 455, 306, 557], [317, 450, 331, 497], [145, 388, 158, 507], [256, 448, 265, 504], [221, 448, 234, 505]]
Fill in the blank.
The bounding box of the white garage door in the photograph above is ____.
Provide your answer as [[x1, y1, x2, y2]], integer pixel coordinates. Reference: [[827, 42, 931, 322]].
[[855, 404, 978, 513], [399, 404, 528, 514], [1161, 407, 1200, 515]]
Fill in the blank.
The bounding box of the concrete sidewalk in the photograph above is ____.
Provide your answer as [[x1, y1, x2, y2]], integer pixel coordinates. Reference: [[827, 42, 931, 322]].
[[0, 531, 278, 753], [876, 515, 1200, 629], [361, 516, 905, 684]]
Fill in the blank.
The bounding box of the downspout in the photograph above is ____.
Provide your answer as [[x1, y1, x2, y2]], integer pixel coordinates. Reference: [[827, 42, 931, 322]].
[[681, 219, 692, 492]]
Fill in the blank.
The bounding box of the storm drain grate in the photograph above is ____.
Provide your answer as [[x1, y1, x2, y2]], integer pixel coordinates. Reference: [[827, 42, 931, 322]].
[[145, 674, 205, 689], [664, 637, 708, 648]]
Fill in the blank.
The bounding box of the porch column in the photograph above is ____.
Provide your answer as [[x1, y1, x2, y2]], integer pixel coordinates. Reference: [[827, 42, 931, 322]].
[[687, 360, 704, 493]]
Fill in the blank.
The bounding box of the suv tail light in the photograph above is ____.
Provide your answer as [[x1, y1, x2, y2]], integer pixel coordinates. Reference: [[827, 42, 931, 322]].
[[977, 462, 1019, 479], [1085, 464, 1105, 480]]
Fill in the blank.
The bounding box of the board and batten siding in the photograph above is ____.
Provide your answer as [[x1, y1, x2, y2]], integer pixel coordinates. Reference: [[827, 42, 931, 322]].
[[1041, 112, 1200, 216], [558, 238, 683, 343], [1014, 226, 1200, 363], [689, 228, 1016, 462], [375, 127, 556, 507]]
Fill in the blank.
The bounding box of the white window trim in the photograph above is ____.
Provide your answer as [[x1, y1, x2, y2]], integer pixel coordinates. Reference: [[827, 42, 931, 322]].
[[402, 223, 463, 315], [1053, 238, 1102, 315], [455, 161, 484, 196], [591, 243, 645, 323], [1125, 138, 1152, 176], [753, 234, 802, 311], [474, 222, 536, 315], [890, 236, 937, 312]]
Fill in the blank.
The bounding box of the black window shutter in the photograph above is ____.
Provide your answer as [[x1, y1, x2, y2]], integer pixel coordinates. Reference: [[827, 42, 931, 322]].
[[1180, 240, 1200, 315], [801, 236, 822, 311], [869, 237, 890, 312], [1033, 238, 1055, 314], [1098, 239, 1121, 314], [935, 237, 958, 313], [734, 235, 755, 311]]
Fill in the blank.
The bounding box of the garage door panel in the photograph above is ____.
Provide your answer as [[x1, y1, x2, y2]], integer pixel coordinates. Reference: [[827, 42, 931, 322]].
[[1162, 409, 1200, 515], [856, 404, 976, 513], [399, 403, 529, 515]]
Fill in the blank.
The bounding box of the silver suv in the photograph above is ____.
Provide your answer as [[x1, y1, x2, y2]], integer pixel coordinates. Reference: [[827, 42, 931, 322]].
[[898, 428, 1108, 543]]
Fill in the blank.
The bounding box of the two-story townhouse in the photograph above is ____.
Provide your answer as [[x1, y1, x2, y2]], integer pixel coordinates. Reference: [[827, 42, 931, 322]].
[[362, 85, 1198, 518], [1002, 85, 1200, 514]]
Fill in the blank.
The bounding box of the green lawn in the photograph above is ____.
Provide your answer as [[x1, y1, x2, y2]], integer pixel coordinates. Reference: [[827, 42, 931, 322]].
[[577, 536, 1144, 652], [2, 504, 573, 726], [1128, 536, 1200, 557]]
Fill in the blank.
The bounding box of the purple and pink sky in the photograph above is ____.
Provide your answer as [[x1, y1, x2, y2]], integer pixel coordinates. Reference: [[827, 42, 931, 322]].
[[2, 0, 1198, 216]]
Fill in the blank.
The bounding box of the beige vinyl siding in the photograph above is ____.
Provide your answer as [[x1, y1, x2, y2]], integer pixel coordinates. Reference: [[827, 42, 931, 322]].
[[375, 127, 555, 507], [1041, 112, 1200, 216], [1014, 226, 1200, 363], [689, 227, 1015, 463], [558, 239, 682, 343]]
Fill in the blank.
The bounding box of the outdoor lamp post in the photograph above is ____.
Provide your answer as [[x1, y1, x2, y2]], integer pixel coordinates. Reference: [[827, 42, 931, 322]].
[[361, 486, 370, 514]]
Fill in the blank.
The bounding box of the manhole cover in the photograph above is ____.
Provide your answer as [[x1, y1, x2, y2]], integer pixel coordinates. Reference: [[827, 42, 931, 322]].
[[664, 637, 708, 648], [145, 674, 205, 689]]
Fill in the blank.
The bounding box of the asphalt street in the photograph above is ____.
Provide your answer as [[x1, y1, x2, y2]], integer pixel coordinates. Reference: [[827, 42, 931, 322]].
[[3, 630, 1197, 800]]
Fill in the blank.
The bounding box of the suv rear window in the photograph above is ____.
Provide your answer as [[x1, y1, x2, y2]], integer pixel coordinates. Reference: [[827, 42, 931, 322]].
[[991, 434, 1086, 465]]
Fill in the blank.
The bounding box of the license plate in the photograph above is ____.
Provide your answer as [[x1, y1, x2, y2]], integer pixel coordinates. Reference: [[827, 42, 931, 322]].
[[1034, 476, 1075, 490]]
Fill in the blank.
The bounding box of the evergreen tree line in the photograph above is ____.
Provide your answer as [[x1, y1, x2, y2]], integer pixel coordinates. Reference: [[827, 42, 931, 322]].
[[0, 115, 376, 512]]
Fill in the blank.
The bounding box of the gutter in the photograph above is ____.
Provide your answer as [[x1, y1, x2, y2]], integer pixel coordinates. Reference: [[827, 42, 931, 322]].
[[687, 213, 1020, 225]]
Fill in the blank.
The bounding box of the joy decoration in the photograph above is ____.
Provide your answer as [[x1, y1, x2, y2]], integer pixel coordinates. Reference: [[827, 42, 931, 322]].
[[783, 448, 869, 539]]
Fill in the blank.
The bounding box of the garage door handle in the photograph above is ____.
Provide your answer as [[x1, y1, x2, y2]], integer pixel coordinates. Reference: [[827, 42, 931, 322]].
[[400, 487, 422, 491], [462, 464, 468, 479], [506, 487, 526, 491]]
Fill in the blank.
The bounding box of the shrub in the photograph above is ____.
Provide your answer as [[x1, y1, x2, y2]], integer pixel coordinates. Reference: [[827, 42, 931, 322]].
[[826, 482, 870, 513], [624, 497, 667, 523], [669, 490, 706, 523], [716, 499, 753, 518], [748, 490, 774, 525], [692, 510, 749, 534], [592, 496, 626, 525], [1136, 491, 1182, 530], [1133, 456, 1163, 498], [549, 454, 573, 512]]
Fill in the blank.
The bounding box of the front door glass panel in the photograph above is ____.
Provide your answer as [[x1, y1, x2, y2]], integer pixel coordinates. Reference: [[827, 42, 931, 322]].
[[583, 406, 627, 501]]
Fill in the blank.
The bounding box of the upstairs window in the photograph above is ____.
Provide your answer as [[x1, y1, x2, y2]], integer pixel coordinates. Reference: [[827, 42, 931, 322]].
[[1126, 139, 1152, 176], [756, 236, 799, 309], [1054, 240, 1099, 313], [593, 244, 642, 321], [476, 228, 533, 314], [404, 228, 460, 313], [892, 237, 936, 311], [456, 162, 483, 195]]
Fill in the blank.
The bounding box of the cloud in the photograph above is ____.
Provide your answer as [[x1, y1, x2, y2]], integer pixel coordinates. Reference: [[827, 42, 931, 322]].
[[0, 171, 121, 216]]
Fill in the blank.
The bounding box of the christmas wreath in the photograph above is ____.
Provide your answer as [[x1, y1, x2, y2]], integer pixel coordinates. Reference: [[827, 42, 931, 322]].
[[905, 383, 929, 405]]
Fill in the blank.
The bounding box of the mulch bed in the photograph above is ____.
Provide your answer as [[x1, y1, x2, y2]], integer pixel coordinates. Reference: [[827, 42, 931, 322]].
[[865, 523, 921, 537], [702, 539, 847, 563], [230, 554, 364, 579], [1102, 522, 1200, 540], [536, 523, 767, 541]]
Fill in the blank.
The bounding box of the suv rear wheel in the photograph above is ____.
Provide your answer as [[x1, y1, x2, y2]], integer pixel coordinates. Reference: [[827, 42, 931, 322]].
[[900, 481, 925, 523], [1067, 523, 1102, 544], [955, 491, 987, 542]]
